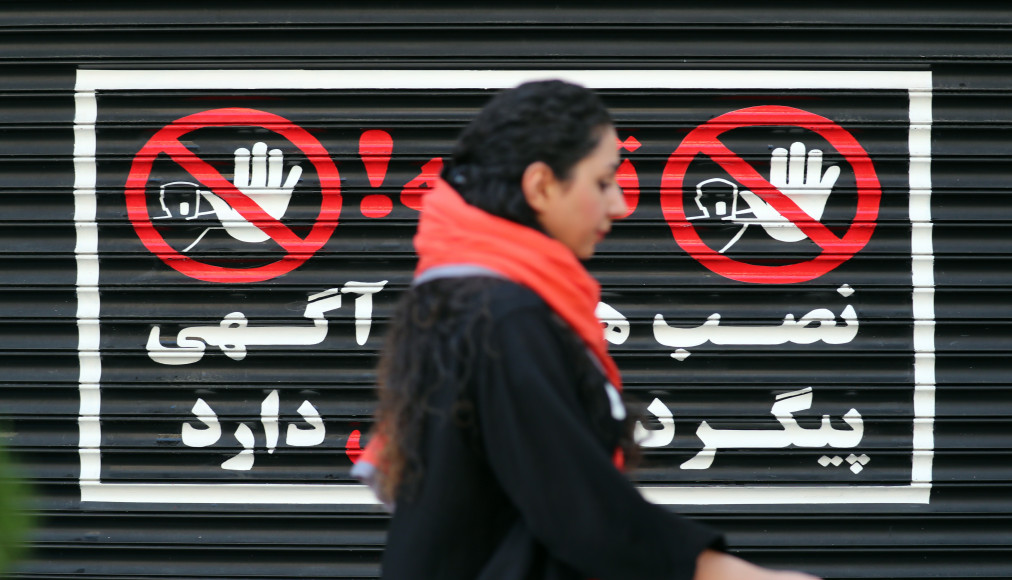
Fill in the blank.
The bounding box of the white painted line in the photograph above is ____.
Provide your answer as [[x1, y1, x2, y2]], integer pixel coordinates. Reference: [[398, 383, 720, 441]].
[[913, 287, 936, 320], [80, 482, 381, 505], [910, 191, 932, 223], [914, 353, 937, 386], [79, 383, 101, 416], [75, 84, 104, 494], [914, 321, 936, 353], [640, 483, 931, 505], [76, 69, 934, 92], [912, 386, 937, 485], [78, 417, 101, 448], [78, 480, 932, 506], [912, 223, 934, 257], [909, 78, 936, 498], [912, 256, 936, 289], [78, 449, 101, 481]]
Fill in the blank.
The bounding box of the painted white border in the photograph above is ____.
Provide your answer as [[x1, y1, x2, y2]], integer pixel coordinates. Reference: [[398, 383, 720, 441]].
[[76, 69, 932, 91], [75, 69, 933, 505]]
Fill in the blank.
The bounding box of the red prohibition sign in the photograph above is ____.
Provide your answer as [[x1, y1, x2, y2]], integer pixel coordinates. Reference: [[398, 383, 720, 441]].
[[660, 105, 881, 284], [125, 108, 341, 283]]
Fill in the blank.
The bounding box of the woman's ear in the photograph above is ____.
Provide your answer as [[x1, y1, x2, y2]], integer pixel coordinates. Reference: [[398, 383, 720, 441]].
[[521, 161, 557, 214]]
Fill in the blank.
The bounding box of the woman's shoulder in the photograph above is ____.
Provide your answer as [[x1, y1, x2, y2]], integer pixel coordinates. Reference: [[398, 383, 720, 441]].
[[484, 279, 550, 315], [416, 276, 551, 320]]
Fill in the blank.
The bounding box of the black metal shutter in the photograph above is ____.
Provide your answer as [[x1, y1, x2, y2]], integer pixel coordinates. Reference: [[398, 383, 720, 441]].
[[1, 5, 1010, 579]]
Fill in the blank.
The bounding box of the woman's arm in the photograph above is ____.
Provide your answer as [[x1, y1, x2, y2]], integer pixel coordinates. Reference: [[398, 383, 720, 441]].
[[476, 299, 721, 579], [695, 550, 820, 580], [475, 293, 821, 580]]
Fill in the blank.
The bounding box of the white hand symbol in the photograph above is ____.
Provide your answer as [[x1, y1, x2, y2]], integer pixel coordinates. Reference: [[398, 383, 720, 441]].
[[200, 142, 303, 244], [737, 142, 840, 243]]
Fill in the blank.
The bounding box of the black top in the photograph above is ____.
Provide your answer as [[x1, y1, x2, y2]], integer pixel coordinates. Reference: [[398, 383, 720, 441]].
[[381, 280, 724, 580]]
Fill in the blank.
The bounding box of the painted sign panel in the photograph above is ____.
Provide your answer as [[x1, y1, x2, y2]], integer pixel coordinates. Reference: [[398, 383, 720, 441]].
[[74, 69, 933, 505]]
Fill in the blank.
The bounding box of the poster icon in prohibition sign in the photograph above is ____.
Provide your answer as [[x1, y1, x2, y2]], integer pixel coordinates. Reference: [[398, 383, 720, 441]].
[[125, 108, 341, 283], [661, 105, 881, 284]]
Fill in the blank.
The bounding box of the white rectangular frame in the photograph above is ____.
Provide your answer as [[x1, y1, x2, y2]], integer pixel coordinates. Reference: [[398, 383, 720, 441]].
[[75, 69, 933, 505]]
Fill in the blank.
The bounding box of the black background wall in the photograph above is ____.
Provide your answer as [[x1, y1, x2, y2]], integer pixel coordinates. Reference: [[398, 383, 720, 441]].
[[2, 3, 1011, 578]]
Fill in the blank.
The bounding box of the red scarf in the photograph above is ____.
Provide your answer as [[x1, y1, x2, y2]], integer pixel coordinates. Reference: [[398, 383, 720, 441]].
[[357, 179, 623, 473]]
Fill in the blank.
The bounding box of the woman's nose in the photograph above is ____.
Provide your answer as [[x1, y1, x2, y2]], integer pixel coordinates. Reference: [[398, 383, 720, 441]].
[[609, 184, 629, 218]]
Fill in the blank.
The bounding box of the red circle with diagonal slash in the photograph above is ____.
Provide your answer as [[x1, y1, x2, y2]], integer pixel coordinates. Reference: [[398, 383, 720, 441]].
[[125, 108, 341, 283], [660, 105, 880, 284]]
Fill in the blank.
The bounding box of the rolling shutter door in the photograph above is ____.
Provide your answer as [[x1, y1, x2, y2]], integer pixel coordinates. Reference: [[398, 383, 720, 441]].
[[1, 5, 1010, 579]]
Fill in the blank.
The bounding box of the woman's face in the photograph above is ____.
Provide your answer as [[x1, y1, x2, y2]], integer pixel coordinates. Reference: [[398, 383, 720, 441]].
[[532, 125, 627, 259]]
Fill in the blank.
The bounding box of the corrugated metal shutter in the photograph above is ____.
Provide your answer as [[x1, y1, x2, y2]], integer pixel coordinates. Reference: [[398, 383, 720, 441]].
[[1, 5, 1011, 579]]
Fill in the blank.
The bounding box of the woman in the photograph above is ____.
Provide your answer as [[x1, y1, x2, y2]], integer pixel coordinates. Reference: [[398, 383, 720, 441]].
[[359, 80, 819, 580]]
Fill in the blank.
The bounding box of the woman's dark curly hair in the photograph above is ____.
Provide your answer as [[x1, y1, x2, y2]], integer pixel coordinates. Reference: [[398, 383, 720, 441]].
[[373, 80, 634, 502], [443, 79, 613, 229]]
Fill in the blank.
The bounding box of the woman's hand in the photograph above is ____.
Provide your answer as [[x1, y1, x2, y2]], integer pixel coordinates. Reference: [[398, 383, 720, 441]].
[[694, 549, 821, 580]]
